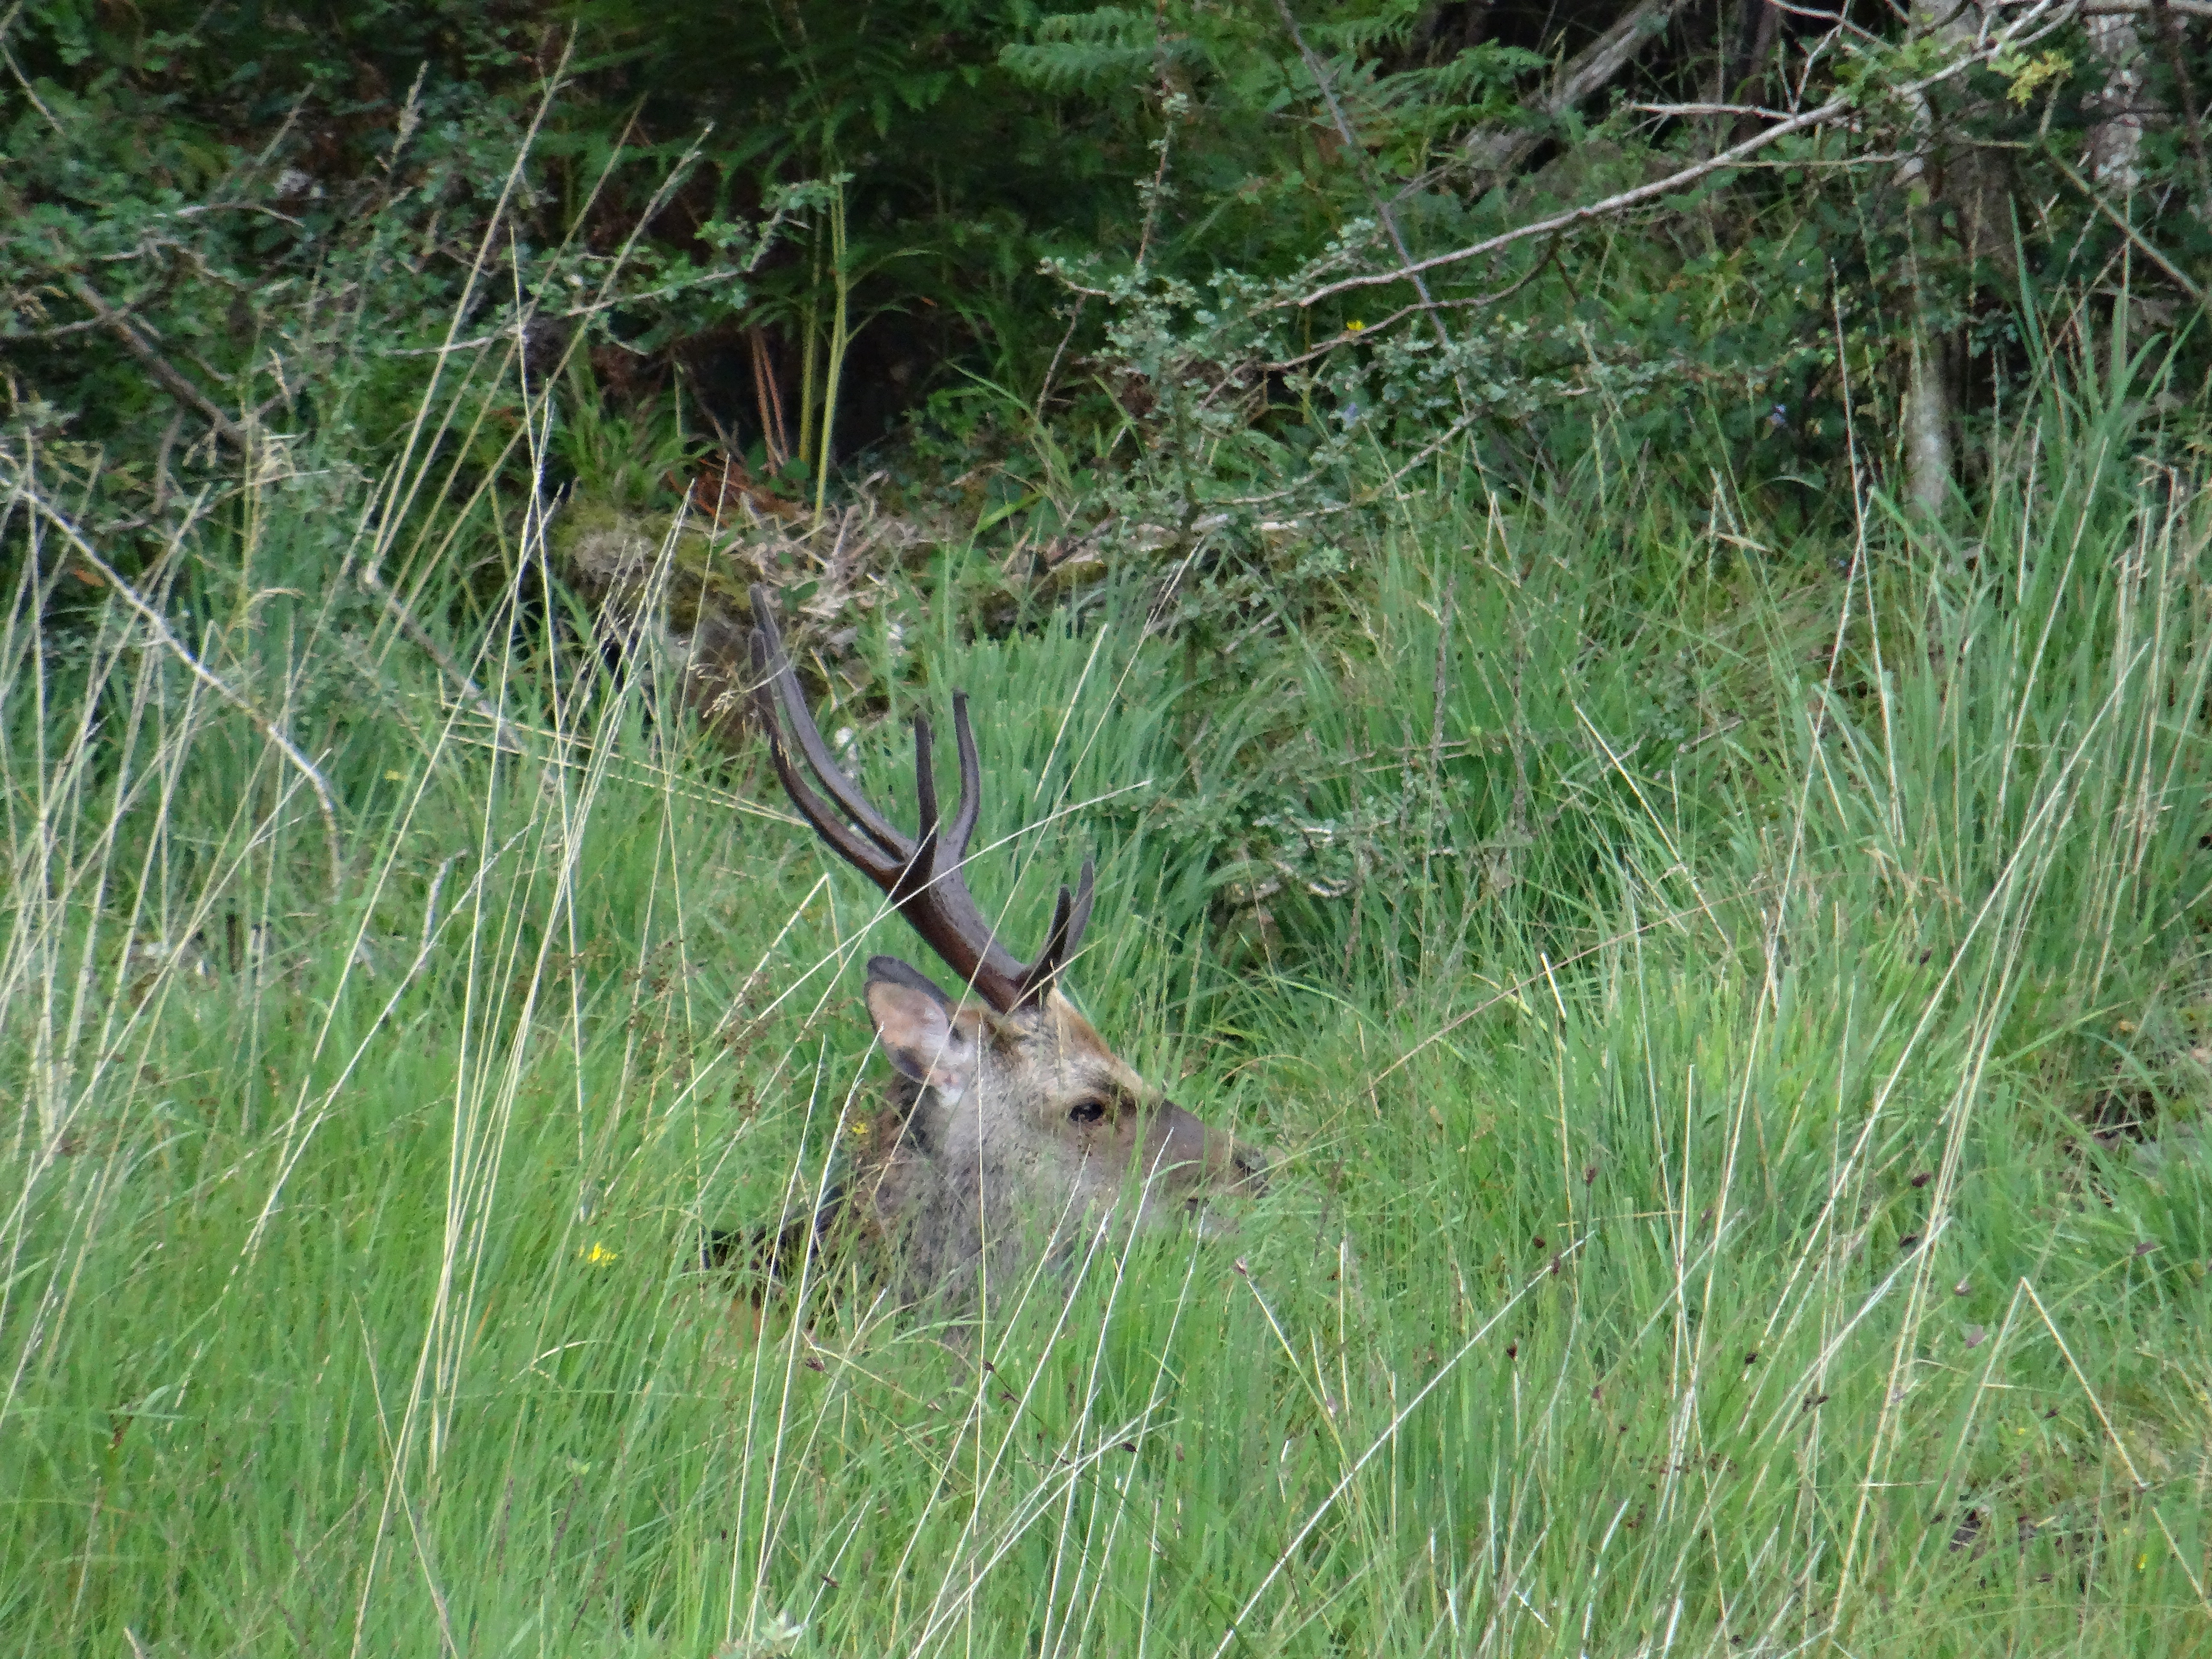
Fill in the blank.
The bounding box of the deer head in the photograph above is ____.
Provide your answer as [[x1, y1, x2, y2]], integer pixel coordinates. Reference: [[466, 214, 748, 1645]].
[[744, 587, 1264, 1299]]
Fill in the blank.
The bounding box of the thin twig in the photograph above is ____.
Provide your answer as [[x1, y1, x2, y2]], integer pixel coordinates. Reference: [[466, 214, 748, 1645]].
[[1273, 0, 1454, 356], [6, 471, 344, 885], [1633, 99, 1803, 120], [2047, 148, 2212, 310], [356, 564, 526, 754], [2082, 0, 2212, 15], [1033, 295, 1088, 423], [1302, 99, 1858, 307], [1259, 241, 1567, 371], [65, 274, 249, 451], [372, 271, 749, 358], [1294, 0, 2074, 309], [11, 311, 123, 343], [64, 274, 247, 450], [749, 327, 792, 468], [0, 0, 62, 136]]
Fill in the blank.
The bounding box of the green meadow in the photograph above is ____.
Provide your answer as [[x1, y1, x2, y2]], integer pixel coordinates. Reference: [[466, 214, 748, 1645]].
[[5, 348, 2210, 1656]]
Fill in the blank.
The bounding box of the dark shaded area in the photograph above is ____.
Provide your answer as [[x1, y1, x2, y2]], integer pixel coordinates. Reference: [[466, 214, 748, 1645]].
[[7, 0, 2210, 576]]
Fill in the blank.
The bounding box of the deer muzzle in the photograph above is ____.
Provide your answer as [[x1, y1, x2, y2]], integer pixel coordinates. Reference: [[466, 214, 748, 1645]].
[[1142, 1100, 1268, 1237]]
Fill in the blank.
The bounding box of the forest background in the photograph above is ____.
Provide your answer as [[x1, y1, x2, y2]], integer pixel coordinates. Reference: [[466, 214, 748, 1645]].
[[6, 1, 2212, 1654]]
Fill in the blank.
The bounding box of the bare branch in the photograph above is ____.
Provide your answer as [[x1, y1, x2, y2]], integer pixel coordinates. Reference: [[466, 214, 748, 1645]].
[[5, 470, 344, 886], [2046, 148, 2212, 309], [2082, 0, 2212, 15], [1271, 0, 1470, 415], [357, 563, 527, 755], [0, 1, 63, 136], [1632, 100, 1801, 120], [6, 306, 125, 343], [64, 274, 247, 451], [1461, 0, 1676, 182], [1297, 0, 2077, 311], [1304, 97, 1853, 308]]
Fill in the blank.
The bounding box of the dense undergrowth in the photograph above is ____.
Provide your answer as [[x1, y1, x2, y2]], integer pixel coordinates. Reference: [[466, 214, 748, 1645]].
[[4, 312, 2210, 1657]]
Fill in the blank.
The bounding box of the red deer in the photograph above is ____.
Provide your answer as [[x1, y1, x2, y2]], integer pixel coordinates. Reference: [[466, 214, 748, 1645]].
[[733, 586, 1265, 1303]]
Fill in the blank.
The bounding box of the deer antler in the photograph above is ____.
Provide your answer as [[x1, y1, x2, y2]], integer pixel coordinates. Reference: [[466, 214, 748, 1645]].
[[747, 585, 1094, 1012]]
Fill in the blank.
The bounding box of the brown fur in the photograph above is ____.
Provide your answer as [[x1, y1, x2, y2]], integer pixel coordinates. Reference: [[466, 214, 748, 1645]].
[[840, 970, 1265, 1303]]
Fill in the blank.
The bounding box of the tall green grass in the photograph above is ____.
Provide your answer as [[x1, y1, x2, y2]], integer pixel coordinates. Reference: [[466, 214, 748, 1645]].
[[3, 353, 2208, 1656]]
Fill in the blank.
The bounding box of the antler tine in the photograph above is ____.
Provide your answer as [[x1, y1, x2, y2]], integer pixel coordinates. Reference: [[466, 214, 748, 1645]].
[[1065, 858, 1097, 958], [745, 650, 900, 890], [748, 585, 1098, 1014], [910, 716, 941, 858], [748, 586, 910, 865], [890, 697, 1097, 1010], [913, 690, 1039, 1010], [1015, 858, 1096, 1004], [944, 692, 983, 867], [892, 711, 1032, 1007]]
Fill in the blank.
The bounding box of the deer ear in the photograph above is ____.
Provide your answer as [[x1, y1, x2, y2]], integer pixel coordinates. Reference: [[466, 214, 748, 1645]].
[[866, 960, 981, 1101]]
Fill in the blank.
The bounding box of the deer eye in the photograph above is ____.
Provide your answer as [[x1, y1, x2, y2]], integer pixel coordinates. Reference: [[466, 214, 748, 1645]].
[[1068, 1099, 1107, 1125]]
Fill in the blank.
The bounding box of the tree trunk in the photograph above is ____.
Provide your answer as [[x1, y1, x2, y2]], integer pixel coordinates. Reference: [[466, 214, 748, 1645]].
[[2084, 12, 2148, 192], [1896, 0, 1977, 518], [1905, 326, 1953, 518], [1723, 0, 1782, 145]]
